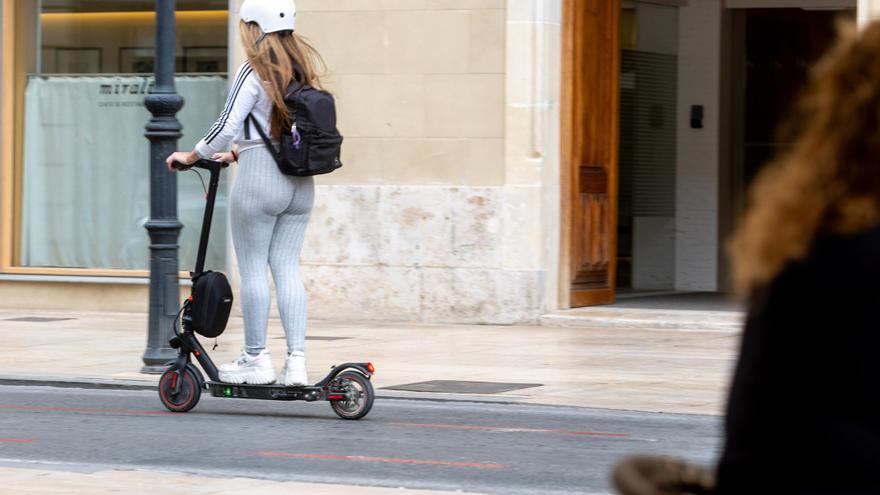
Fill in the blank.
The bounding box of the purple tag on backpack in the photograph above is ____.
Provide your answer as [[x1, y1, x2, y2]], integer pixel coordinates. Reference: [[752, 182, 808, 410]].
[[291, 125, 302, 150]]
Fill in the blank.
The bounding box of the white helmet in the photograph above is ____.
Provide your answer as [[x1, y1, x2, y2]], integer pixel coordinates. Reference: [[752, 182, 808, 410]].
[[240, 0, 296, 34]]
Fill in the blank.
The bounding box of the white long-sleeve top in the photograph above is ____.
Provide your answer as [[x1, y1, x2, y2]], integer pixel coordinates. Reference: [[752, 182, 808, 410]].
[[194, 61, 275, 158]]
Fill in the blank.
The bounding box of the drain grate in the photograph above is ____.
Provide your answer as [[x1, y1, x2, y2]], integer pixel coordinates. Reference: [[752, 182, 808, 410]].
[[4, 317, 75, 323], [382, 380, 543, 395]]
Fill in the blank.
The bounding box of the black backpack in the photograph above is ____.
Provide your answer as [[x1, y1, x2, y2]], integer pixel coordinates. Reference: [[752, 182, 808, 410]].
[[248, 77, 343, 177]]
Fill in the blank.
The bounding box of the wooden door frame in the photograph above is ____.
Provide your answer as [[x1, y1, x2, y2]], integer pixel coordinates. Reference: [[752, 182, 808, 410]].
[[559, 0, 621, 309], [559, 0, 577, 310], [1, 0, 16, 272]]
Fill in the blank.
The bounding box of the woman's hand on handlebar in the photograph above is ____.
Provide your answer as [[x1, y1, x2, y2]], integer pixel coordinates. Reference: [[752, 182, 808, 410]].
[[211, 151, 237, 164], [165, 150, 199, 171]]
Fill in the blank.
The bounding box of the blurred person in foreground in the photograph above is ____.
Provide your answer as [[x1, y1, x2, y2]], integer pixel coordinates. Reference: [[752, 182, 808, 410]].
[[615, 20, 880, 495], [720, 20, 880, 495]]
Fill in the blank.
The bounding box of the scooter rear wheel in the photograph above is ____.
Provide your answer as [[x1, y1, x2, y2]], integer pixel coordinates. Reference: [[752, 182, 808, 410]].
[[159, 367, 201, 413], [329, 371, 374, 420]]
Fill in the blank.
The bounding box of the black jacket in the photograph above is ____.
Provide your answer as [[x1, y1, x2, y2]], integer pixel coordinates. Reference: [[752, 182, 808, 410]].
[[716, 226, 880, 495]]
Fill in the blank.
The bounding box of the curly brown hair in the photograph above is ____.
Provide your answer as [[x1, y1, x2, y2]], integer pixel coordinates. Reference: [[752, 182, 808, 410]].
[[730, 21, 880, 296]]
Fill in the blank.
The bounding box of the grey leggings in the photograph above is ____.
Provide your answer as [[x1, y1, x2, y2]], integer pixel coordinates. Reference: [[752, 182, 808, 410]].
[[230, 145, 314, 355]]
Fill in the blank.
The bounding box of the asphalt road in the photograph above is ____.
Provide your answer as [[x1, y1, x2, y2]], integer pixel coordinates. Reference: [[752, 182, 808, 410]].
[[0, 385, 722, 494]]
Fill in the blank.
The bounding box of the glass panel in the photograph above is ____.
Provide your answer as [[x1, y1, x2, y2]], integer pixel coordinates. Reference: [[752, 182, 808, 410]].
[[21, 75, 228, 270], [40, 0, 228, 74], [18, 0, 230, 271], [618, 1, 678, 290]]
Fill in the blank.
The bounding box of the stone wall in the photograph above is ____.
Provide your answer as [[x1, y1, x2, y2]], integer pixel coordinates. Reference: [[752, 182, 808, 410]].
[[506, 0, 561, 313], [298, 185, 543, 324]]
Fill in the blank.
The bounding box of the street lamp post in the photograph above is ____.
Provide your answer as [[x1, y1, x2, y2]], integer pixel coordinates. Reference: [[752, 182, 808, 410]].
[[142, 0, 184, 373]]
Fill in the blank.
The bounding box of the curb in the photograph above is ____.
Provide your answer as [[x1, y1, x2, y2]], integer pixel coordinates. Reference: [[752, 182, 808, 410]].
[[539, 310, 743, 332], [0, 376, 156, 391]]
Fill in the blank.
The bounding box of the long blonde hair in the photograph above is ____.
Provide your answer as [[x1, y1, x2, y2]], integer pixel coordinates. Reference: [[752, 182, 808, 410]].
[[730, 21, 880, 296], [239, 21, 327, 138]]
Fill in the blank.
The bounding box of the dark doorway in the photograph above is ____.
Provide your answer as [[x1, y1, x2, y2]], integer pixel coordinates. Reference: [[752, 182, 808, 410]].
[[735, 8, 854, 189], [721, 7, 854, 290]]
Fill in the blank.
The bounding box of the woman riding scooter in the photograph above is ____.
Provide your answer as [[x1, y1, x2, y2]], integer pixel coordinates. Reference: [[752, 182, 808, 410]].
[[166, 0, 323, 387]]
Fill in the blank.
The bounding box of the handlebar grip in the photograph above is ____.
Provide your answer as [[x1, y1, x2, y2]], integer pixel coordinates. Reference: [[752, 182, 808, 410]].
[[172, 159, 227, 172]]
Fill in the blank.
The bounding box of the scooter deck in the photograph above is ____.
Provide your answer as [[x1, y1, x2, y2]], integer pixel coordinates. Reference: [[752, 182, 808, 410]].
[[207, 381, 325, 401]]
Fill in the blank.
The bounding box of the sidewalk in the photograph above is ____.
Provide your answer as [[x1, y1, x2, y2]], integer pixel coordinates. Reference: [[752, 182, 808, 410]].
[[0, 307, 741, 415], [0, 466, 485, 495]]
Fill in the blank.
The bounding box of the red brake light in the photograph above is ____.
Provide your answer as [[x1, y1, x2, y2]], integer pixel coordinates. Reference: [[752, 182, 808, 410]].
[[366, 362, 375, 373]]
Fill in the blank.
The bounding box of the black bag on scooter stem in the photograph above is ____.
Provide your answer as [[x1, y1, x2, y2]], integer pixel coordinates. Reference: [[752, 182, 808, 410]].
[[189, 271, 233, 338]]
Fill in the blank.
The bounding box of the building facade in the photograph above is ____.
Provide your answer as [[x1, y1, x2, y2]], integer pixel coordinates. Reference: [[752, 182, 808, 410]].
[[0, 0, 871, 324]]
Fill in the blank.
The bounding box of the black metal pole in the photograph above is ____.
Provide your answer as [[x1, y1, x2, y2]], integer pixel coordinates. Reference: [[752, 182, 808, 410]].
[[142, 0, 184, 373]]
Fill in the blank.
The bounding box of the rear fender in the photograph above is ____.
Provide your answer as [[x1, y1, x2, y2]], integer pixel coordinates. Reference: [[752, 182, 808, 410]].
[[316, 363, 373, 388]]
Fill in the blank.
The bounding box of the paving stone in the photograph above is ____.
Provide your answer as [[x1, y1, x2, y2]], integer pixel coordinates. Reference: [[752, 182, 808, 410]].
[[0, 308, 740, 415]]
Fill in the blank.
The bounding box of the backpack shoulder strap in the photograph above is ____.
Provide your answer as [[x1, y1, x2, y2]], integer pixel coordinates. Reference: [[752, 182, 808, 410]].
[[247, 114, 283, 164]]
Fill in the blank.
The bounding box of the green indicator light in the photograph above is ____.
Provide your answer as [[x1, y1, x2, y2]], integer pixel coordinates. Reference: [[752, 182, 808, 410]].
[[224, 387, 232, 397]]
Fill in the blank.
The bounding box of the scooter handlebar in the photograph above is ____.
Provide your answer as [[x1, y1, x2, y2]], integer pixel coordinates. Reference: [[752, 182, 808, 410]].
[[172, 159, 228, 173]]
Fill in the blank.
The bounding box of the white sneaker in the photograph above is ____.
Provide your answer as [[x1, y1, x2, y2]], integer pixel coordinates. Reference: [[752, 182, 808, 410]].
[[280, 352, 309, 387], [219, 350, 276, 385]]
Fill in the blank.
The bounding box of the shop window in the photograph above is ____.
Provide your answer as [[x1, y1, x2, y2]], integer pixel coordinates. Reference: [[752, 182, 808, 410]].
[[12, 0, 230, 272]]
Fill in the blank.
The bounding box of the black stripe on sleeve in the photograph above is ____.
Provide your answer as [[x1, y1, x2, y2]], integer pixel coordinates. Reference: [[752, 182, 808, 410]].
[[204, 65, 253, 143], [203, 65, 250, 139], [204, 64, 254, 144], [203, 62, 252, 138]]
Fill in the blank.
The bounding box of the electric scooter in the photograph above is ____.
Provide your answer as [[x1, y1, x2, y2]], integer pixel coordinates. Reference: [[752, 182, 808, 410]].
[[157, 159, 375, 420]]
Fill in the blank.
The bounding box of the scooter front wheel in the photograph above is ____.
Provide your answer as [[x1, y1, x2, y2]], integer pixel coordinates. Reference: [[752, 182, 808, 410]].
[[329, 371, 374, 420], [159, 367, 201, 413]]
